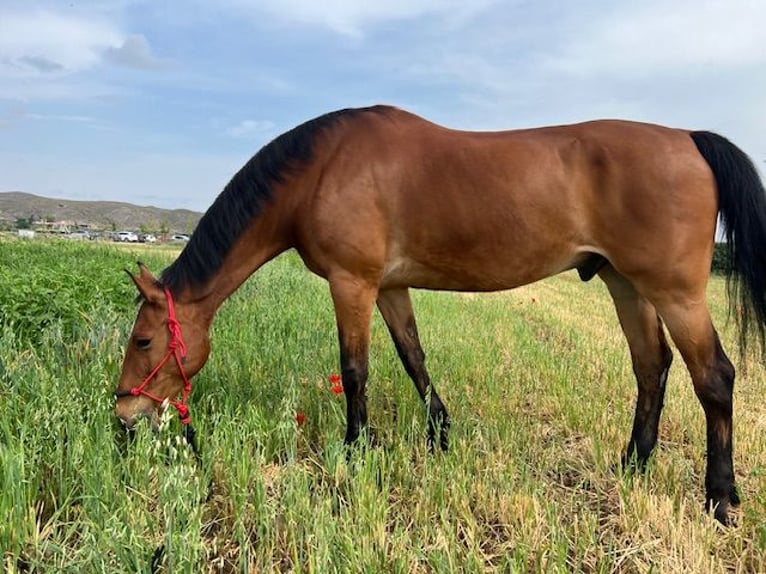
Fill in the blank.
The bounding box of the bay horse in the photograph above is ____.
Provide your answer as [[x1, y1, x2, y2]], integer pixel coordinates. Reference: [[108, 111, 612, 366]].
[[114, 105, 766, 524]]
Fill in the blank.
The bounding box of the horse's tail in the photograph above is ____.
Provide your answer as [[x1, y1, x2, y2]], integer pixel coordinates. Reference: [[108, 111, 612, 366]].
[[691, 130, 766, 354]]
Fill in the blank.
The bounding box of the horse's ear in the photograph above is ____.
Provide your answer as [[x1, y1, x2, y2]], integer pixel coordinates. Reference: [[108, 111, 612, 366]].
[[125, 262, 162, 304], [136, 261, 156, 283]]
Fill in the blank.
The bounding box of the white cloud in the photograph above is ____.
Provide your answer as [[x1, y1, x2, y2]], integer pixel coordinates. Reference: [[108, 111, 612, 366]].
[[228, 0, 501, 36], [224, 119, 276, 138], [0, 79, 125, 102], [104, 34, 166, 69], [0, 7, 167, 100], [27, 112, 99, 123], [545, 0, 766, 78], [0, 9, 120, 77]]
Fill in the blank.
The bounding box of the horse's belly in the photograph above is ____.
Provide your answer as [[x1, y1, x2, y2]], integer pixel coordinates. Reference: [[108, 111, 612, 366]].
[[379, 251, 578, 292]]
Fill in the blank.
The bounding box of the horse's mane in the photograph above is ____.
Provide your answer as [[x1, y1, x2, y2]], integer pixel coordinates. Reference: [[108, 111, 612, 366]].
[[161, 105, 389, 294]]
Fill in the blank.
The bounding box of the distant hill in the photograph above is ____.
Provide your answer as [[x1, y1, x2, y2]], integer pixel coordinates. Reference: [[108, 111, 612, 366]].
[[0, 192, 201, 233]]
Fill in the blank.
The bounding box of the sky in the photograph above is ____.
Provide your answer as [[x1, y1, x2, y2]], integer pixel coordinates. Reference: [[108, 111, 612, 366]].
[[0, 0, 764, 212]]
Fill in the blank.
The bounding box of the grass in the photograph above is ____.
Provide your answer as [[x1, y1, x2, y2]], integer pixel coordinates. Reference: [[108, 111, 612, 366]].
[[1, 239, 765, 572]]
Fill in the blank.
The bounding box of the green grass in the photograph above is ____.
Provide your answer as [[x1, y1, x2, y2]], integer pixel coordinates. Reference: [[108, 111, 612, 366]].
[[1, 239, 765, 572]]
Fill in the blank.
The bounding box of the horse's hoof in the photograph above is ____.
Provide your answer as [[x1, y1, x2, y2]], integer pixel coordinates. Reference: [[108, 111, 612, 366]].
[[620, 449, 649, 474], [707, 496, 738, 527]]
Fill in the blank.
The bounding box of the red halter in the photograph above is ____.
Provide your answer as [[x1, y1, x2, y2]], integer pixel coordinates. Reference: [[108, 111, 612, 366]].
[[116, 286, 193, 425]]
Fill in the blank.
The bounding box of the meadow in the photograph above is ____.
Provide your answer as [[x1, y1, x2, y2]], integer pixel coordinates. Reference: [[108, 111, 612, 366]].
[[1, 238, 765, 573]]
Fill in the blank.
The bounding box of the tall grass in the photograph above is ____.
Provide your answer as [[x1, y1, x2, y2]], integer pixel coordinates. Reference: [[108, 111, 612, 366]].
[[1, 239, 765, 572]]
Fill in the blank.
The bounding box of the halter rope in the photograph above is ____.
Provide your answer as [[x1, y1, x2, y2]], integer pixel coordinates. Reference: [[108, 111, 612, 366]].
[[115, 286, 193, 425]]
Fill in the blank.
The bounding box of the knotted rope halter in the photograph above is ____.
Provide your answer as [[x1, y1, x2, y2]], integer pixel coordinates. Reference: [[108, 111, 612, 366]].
[[115, 286, 194, 425]]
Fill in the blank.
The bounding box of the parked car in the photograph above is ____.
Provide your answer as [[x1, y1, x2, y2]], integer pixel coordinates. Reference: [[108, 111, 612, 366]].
[[170, 233, 190, 242], [66, 230, 90, 240], [140, 233, 157, 243], [115, 231, 139, 242]]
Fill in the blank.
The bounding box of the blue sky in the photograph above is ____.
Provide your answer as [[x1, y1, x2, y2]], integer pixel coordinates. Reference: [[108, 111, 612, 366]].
[[1, 0, 764, 211]]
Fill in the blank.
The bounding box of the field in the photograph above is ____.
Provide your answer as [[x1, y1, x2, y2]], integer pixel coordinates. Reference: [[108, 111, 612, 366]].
[[1, 239, 765, 573]]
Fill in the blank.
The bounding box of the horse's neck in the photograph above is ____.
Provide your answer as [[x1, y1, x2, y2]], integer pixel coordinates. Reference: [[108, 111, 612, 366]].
[[196, 204, 293, 314]]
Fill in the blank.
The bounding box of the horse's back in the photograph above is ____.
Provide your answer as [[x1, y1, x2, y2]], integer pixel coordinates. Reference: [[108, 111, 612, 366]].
[[299, 109, 718, 294]]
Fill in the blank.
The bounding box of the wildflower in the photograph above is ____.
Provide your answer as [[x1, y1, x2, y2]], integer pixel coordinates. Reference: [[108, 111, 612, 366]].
[[295, 412, 306, 425], [329, 373, 344, 394]]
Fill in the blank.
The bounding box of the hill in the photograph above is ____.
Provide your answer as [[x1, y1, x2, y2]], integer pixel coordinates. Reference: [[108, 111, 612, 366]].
[[0, 191, 201, 233]]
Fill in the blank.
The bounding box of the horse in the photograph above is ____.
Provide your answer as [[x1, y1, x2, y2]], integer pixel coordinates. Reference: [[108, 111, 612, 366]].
[[114, 105, 766, 525]]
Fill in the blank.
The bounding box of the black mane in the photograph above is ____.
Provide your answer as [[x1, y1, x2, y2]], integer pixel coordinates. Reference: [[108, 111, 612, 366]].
[[160, 106, 386, 294]]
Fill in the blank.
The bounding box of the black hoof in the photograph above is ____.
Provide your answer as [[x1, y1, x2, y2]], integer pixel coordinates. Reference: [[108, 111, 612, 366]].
[[427, 412, 450, 453], [621, 448, 649, 474], [706, 491, 739, 527], [344, 427, 377, 459]]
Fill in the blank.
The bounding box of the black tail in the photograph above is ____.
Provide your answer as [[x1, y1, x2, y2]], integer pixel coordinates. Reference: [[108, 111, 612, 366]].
[[691, 131, 766, 355]]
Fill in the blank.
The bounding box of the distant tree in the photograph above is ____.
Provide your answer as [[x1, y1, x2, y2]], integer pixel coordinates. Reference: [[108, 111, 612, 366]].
[[184, 216, 196, 235], [16, 217, 30, 230], [159, 221, 169, 239], [140, 220, 159, 235]]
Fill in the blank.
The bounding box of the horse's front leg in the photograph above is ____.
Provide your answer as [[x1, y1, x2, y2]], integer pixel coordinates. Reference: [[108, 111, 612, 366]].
[[329, 274, 378, 444]]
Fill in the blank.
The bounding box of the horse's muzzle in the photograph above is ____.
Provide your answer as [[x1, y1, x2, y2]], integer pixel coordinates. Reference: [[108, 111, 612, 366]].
[[114, 393, 158, 431]]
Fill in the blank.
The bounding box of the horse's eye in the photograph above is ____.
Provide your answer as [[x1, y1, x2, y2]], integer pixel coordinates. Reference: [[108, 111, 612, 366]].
[[135, 337, 152, 350]]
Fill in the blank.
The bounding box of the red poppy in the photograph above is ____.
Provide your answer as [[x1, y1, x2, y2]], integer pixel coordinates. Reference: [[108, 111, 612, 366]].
[[329, 373, 344, 394], [295, 412, 306, 425]]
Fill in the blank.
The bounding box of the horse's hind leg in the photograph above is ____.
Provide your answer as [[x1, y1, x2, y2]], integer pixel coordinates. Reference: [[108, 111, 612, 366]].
[[600, 266, 673, 469], [654, 298, 738, 524], [377, 288, 450, 451]]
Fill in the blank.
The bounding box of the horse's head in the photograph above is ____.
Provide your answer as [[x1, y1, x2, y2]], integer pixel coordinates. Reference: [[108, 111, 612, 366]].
[[114, 263, 211, 430]]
